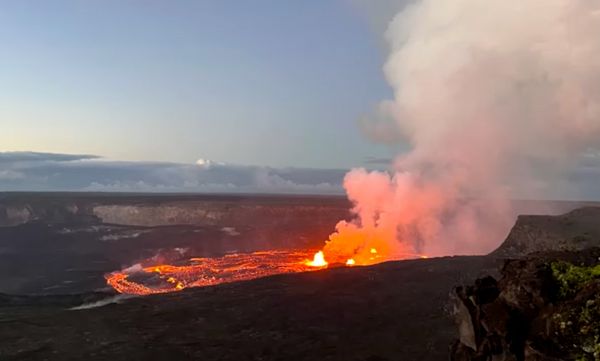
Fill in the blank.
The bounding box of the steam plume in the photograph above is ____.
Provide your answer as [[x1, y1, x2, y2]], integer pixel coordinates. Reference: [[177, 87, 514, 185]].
[[325, 0, 600, 260]]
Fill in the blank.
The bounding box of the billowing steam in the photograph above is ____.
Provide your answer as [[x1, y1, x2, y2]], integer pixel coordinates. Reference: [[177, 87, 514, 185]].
[[324, 0, 600, 261]]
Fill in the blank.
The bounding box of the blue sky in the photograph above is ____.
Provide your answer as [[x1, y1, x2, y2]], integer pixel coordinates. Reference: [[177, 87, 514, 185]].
[[2, 1, 600, 199], [0, 0, 395, 169]]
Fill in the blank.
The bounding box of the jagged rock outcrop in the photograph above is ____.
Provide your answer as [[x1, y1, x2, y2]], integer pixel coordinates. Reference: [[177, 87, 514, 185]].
[[450, 248, 600, 361]]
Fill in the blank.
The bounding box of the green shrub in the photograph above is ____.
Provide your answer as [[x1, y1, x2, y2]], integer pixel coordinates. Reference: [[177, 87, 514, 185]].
[[551, 261, 600, 299], [550, 261, 600, 360]]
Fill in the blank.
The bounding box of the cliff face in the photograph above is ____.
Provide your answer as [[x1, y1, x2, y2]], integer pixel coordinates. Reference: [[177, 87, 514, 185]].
[[0, 203, 88, 227], [0, 193, 350, 228], [492, 207, 600, 257], [92, 203, 345, 228]]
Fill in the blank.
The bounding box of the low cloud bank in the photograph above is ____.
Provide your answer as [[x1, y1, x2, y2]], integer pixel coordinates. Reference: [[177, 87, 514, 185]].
[[0, 152, 344, 194], [1, 151, 599, 198]]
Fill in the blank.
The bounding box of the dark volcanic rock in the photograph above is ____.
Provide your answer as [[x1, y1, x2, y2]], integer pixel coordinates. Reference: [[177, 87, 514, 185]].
[[0, 256, 498, 361], [450, 248, 600, 361], [0, 291, 115, 308]]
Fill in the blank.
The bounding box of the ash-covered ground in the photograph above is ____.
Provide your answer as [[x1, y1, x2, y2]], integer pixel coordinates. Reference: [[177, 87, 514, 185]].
[[0, 193, 599, 361]]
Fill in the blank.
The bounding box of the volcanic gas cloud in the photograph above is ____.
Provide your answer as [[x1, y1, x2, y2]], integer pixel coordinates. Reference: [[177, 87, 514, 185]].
[[314, 0, 600, 264], [107, 0, 600, 295]]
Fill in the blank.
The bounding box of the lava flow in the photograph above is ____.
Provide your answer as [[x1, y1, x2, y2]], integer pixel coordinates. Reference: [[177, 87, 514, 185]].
[[106, 250, 327, 296], [106, 248, 427, 296]]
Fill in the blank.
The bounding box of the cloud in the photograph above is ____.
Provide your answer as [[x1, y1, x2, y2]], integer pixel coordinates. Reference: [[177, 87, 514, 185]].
[[0, 170, 24, 180], [253, 171, 339, 193], [348, 0, 413, 47], [1, 151, 598, 198], [195, 158, 225, 168], [0, 151, 345, 194], [0, 151, 98, 163], [358, 100, 405, 144]]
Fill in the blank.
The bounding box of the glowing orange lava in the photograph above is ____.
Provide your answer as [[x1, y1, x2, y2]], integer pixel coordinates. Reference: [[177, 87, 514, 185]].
[[305, 251, 328, 267], [107, 250, 325, 295], [106, 248, 428, 296]]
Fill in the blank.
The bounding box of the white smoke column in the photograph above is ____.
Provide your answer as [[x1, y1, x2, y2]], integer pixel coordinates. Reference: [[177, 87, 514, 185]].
[[325, 0, 600, 260]]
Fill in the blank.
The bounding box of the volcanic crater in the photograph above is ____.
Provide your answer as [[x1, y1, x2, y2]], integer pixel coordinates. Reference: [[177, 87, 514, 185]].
[[1, 193, 599, 361]]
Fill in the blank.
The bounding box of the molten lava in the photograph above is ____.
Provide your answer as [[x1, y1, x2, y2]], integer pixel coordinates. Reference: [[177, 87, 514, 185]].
[[106, 248, 428, 296], [107, 250, 328, 295], [305, 250, 328, 267]]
